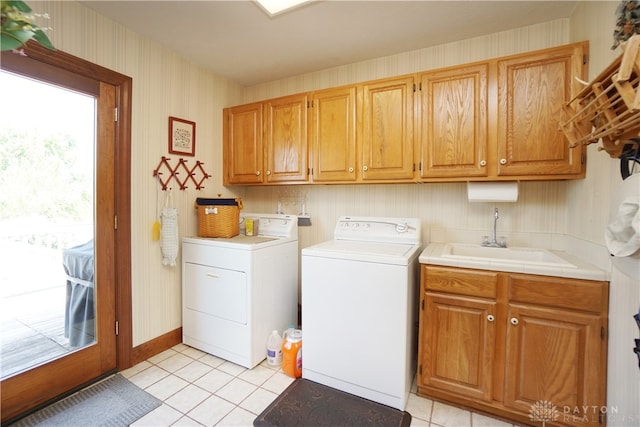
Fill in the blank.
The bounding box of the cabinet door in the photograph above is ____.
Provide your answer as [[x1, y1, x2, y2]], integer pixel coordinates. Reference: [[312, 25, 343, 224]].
[[419, 292, 497, 402], [360, 77, 415, 180], [223, 102, 264, 185], [504, 304, 604, 425], [419, 63, 489, 178], [264, 94, 309, 183], [497, 43, 587, 176], [310, 86, 357, 182]]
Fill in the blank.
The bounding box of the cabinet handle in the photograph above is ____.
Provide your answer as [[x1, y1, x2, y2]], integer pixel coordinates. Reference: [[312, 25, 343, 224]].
[[480, 160, 487, 167], [348, 167, 354, 173], [266, 170, 271, 176], [206, 273, 220, 279], [487, 314, 495, 322], [255, 171, 261, 176], [500, 158, 507, 165], [363, 165, 368, 172], [510, 317, 519, 325]]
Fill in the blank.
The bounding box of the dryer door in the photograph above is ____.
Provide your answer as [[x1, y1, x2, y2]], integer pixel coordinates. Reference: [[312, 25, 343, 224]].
[[184, 263, 247, 324]]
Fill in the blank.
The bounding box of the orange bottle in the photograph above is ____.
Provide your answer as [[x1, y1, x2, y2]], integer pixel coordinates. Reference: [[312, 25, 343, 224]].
[[281, 329, 302, 378]]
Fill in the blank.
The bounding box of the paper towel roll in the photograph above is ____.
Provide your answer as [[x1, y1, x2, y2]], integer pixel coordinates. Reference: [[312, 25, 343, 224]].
[[467, 182, 518, 203]]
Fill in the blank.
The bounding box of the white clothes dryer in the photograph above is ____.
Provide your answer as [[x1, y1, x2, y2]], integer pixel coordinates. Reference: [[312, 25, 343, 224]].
[[182, 213, 298, 368], [301, 216, 422, 410]]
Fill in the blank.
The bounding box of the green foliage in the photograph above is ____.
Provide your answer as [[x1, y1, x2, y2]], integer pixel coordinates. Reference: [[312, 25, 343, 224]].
[[1, 0, 55, 51], [0, 127, 92, 221]]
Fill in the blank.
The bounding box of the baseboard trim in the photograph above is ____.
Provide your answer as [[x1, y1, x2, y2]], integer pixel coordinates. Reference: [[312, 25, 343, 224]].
[[130, 327, 182, 366]]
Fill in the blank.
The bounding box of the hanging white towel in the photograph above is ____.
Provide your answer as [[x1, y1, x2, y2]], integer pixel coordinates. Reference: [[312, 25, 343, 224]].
[[161, 190, 179, 266], [605, 195, 640, 257]]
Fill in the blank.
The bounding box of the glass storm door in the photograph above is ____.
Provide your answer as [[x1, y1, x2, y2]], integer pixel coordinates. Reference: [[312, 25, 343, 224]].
[[0, 61, 117, 422]]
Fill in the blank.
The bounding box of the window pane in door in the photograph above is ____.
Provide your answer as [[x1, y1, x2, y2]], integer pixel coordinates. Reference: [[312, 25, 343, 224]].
[[0, 70, 96, 379]]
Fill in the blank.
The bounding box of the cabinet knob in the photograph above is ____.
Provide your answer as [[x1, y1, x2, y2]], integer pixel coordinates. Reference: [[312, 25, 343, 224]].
[[348, 167, 354, 173], [480, 160, 487, 167], [255, 171, 261, 176], [510, 317, 519, 325], [363, 165, 368, 172], [487, 314, 495, 322], [266, 170, 271, 176], [500, 158, 507, 165]]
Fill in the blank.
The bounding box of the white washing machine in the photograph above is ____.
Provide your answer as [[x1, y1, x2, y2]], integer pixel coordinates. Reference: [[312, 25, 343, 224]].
[[182, 213, 298, 368], [301, 216, 422, 410]]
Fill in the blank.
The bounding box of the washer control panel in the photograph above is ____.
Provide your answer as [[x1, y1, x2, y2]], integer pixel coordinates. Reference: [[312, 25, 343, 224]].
[[334, 216, 421, 244]]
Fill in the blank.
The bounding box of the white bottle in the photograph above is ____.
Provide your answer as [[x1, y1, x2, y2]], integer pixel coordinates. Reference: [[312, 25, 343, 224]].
[[266, 330, 282, 366]]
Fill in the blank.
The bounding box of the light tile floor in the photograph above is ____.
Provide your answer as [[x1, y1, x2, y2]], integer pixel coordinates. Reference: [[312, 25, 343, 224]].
[[123, 343, 518, 427]]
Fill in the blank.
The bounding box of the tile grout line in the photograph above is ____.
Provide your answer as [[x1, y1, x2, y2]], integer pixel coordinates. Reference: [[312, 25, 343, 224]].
[[124, 344, 518, 427], [140, 345, 286, 422]]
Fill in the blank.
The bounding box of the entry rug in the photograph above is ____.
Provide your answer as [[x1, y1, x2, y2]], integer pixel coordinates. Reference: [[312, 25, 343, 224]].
[[10, 374, 162, 427], [254, 379, 412, 427]]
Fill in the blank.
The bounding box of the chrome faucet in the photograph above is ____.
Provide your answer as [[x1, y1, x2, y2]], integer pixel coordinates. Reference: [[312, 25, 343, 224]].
[[482, 208, 507, 248]]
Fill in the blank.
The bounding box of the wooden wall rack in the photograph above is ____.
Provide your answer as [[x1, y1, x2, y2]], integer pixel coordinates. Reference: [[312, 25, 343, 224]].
[[153, 156, 211, 190], [560, 35, 640, 158]]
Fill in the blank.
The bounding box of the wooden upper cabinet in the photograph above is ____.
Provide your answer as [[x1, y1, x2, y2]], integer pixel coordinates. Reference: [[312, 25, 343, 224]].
[[419, 63, 489, 178], [310, 86, 357, 182], [496, 42, 588, 177], [223, 102, 264, 185], [359, 76, 415, 181], [222, 41, 590, 186], [264, 94, 309, 183]]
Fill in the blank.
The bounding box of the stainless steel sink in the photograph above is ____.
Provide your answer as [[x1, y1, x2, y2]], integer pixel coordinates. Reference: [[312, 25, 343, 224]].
[[441, 243, 577, 268]]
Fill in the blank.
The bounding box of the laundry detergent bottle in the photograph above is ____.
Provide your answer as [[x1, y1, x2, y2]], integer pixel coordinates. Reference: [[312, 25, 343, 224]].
[[266, 330, 283, 366], [281, 329, 302, 378], [282, 324, 295, 342]]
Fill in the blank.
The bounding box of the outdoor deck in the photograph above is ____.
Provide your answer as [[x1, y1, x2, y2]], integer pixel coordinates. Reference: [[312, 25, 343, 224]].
[[0, 285, 73, 379]]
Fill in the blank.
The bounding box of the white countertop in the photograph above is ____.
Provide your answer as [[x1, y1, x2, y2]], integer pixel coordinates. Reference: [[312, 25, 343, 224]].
[[419, 242, 608, 281]]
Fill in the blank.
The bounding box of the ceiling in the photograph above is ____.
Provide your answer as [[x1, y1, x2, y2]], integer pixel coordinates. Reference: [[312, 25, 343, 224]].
[[81, 0, 579, 86]]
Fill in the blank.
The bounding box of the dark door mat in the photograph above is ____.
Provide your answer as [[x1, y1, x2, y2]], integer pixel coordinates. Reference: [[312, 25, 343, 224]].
[[254, 378, 412, 427]]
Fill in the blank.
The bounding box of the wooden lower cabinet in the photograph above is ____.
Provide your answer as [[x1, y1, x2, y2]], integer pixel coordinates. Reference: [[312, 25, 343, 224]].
[[421, 293, 497, 402], [418, 265, 609, 426]]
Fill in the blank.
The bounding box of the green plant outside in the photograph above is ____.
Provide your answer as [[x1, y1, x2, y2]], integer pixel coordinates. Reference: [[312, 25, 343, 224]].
[[1, 0, 55, 51]]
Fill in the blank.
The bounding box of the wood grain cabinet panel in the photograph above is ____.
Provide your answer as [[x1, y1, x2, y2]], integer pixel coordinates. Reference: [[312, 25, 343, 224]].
[[418, 264, 608, 427], [223, 102, 264, 185], [264, 94, 309, 183], [425, 265, 497, 298], [420, 292, 496, 402], [359, 76, 415, 181], [310, 86, 357, 182], [419, 63, 489, 178], [497, 43, 588, 177], [504, 304, 604, 425]]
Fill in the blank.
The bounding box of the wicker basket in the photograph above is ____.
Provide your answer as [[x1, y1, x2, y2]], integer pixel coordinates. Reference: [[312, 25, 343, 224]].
[[195, 198, 243, 238]]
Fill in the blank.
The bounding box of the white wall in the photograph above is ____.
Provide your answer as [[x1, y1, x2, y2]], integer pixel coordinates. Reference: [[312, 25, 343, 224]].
[[33, 1, 631, 350], [570, 3, 640, 424], [240, 19, 575, 256], [568, 1, 620, 246]]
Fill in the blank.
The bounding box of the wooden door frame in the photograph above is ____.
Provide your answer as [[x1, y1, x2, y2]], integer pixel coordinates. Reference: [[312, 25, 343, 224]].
[[0, 43, 133, 369]]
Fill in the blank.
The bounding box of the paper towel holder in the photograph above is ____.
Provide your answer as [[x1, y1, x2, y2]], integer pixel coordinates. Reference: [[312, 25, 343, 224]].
[[467, 181, 519, 203]]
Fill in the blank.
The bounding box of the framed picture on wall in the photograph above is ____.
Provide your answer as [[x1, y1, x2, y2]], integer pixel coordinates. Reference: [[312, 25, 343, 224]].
[[168, 116, 196, 156]]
